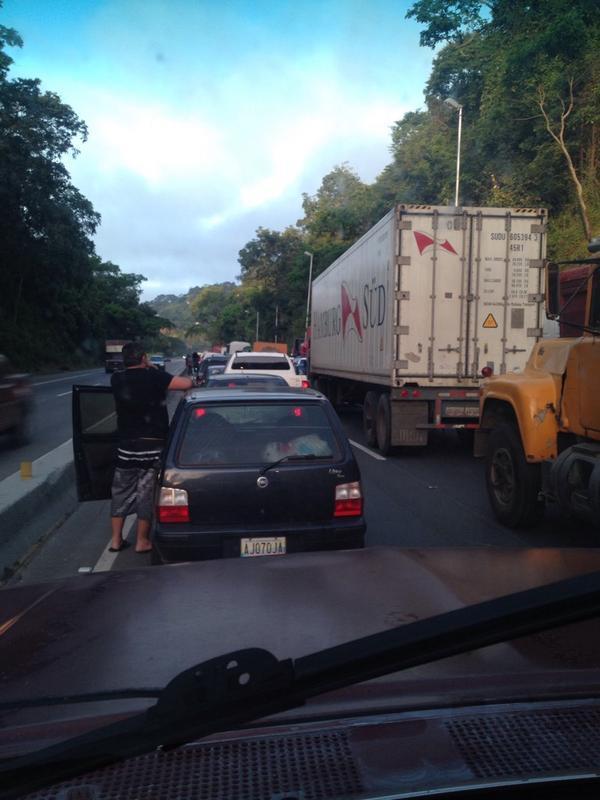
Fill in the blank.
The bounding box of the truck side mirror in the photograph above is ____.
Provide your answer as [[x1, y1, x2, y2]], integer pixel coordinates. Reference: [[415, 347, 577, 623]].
[[545, 261, 561, 318], [588, 237, 600, 254]]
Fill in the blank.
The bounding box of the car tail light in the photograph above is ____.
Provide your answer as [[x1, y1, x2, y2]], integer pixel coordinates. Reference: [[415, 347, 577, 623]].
[[481, 366, 494, 378], [195, 408, 206, 417], [301, 379, 310, 389], [157, 488, 190, 523], [334, 481, 363, 517]]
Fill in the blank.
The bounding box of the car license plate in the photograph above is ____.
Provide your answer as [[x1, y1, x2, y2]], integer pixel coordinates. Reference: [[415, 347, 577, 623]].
[[444, 404, 479, 418], [241, 537, 286, 557]]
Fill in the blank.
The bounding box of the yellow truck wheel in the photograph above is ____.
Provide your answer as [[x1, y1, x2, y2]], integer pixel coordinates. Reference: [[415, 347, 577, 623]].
[[485, 424, 545, 528]]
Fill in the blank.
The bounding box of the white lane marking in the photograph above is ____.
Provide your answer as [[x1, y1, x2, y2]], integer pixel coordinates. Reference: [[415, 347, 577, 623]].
[[92, 516, 136, 573], [33, 369, 103, 387], [57, 390, 72, 397], [349, 440, 387, 461]]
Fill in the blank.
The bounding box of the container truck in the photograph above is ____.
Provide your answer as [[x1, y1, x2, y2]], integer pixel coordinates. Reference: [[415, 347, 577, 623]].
[[309, 204, 547, 454], [225, 341, 251, 354]]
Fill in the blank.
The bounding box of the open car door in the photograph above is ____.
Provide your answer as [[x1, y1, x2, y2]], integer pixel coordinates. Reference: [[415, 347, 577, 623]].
[[72, 385, 117, 501]]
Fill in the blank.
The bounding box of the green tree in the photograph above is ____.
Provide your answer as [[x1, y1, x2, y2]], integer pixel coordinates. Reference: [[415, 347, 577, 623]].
[[405, 0, 600, 248], [0, 8, 168, 368]]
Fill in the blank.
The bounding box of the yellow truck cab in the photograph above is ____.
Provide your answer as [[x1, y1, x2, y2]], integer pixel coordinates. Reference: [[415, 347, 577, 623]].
[[478, 241, 600, 528]]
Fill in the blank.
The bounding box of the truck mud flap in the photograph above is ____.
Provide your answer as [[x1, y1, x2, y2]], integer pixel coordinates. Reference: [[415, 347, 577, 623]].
[[391, 400, 428, 446]]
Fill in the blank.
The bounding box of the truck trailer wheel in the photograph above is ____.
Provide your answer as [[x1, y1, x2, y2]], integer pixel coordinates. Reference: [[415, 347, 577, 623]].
[[485, 424, 544, 528], [363, 391, 379, 447], [376, 393, 392, 456]]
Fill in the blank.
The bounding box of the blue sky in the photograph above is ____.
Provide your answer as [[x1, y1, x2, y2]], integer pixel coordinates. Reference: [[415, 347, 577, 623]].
[[3, 0, 434, 299]]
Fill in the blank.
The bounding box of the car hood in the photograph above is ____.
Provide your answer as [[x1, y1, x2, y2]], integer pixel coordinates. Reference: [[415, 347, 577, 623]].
[[2, 546, 600, 717]]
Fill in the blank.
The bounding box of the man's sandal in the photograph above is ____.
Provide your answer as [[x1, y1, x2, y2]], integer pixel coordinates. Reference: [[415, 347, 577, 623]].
[[108, 540, 131, 553]]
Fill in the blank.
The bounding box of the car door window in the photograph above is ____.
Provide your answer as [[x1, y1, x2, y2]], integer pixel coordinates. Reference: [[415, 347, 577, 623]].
[[73, 386, 117, 502], [590, 269, 600, 330], [80, 391, 118, 435]]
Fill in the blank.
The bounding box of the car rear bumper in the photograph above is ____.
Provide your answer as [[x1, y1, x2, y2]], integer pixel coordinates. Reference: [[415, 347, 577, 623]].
[[153, 519, 365, 563]]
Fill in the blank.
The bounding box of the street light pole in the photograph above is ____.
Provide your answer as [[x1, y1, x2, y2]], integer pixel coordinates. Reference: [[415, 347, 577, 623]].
[[304, 250, 314, 333], [444, 97, 463, 207]]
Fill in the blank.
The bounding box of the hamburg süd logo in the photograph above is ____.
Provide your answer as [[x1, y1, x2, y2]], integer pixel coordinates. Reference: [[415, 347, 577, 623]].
[[414, 231, 458, 256], [341, 282, 363, 342]]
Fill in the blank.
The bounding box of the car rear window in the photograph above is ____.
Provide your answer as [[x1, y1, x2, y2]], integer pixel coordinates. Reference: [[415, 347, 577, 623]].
[[230, 356, 290, 370], [177, 402, 342, 466]]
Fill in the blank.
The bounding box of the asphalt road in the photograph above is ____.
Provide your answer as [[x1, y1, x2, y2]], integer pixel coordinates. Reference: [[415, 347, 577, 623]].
[[3, 372, 599, 588], [0, 366, 109, 481], [338, 405, 597, 549]]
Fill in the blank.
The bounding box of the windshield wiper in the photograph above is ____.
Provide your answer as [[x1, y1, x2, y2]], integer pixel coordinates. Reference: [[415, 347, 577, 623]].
[[4, 570, 600, 799], [0, 688, 162, 712], [259, 453, 328, 476]]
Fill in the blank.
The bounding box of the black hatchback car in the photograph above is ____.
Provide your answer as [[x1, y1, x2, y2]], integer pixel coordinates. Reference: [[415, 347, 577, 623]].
[[154, 389, 365, 563], [72, 386, 365, 564]]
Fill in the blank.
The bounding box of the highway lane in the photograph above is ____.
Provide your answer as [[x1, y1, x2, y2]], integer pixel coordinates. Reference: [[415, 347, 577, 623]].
[[0, 367, 108, 481], [4, 379, 599, 587], [336, 405, 598, 549], [0, 360, 187, 481]]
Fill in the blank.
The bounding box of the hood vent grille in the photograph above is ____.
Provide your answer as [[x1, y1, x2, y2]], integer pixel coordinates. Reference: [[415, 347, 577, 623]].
[[447, 707, 600, 779], [26, 730, 363, 800]]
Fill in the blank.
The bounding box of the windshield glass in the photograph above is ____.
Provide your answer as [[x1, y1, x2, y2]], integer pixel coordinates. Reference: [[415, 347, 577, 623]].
[[230, 357, 291, 371], [177, 402, 340, 465], [1, 0, 600, 795], [206, 375, 288, 387]]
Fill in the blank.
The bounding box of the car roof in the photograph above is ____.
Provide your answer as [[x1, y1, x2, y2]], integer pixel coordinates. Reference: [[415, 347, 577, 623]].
[[184, 388, 324, 404], [230, 351, 288, 358], [207, 374, 286, 382]]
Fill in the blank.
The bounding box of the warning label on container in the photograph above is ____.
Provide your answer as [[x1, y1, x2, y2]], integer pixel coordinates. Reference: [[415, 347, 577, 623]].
[[482, 313, 498, 329]]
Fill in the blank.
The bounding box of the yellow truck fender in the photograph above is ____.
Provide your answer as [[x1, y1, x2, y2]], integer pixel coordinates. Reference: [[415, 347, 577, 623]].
[[478, 339, 577, 463]]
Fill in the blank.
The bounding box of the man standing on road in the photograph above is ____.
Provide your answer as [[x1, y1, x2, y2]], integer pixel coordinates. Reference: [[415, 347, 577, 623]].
[[109, 342, 193, 553]]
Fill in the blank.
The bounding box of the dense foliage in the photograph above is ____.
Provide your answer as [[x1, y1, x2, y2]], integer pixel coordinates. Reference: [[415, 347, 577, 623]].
[[0, 10, 170, 369], [184, 0, 599, 348]]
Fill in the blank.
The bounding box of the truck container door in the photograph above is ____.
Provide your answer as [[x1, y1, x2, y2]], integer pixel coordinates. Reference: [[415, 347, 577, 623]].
[[395, 206, 469, 380], [466, 209, 545, 378]]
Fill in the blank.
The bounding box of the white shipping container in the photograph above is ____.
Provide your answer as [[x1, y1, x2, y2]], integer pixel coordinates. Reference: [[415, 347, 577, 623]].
[[310, 205, 547, 452], [311, 205, 546, 387]]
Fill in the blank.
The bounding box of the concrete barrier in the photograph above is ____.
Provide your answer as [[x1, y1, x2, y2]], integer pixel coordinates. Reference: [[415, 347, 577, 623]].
[[0, 440, 76, 581]]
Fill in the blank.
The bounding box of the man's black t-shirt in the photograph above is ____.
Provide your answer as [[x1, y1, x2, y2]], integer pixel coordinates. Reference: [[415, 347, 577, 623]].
[[111, 368, 173, 468]]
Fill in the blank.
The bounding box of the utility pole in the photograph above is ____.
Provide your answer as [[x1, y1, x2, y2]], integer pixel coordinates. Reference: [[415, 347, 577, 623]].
[[444, 97, 463, 207], [304, 251, 314, 333]]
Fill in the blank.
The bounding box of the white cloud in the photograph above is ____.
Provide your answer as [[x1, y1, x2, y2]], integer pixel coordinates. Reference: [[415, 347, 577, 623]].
[[6, 0, 433, 299], [73, 92, 228, 187]]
